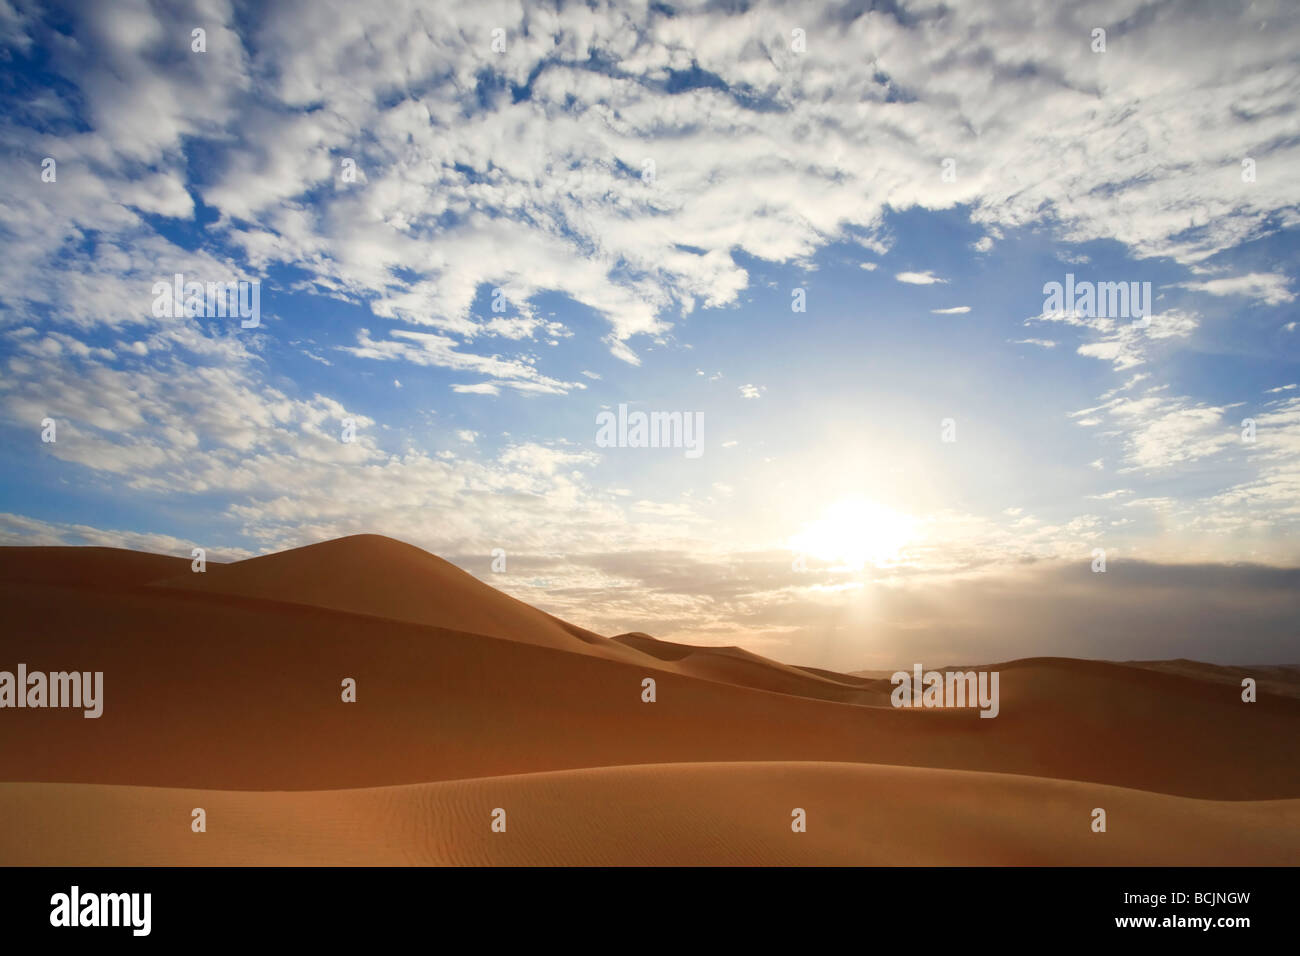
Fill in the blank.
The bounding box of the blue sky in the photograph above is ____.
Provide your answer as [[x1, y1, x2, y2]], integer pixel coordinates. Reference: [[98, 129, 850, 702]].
[[0, 0, 1297, 668]]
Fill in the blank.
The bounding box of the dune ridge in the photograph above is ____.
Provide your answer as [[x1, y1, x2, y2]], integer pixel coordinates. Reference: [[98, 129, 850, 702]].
[[2, 762, 1297, 866], [150, 534, 650, 664]]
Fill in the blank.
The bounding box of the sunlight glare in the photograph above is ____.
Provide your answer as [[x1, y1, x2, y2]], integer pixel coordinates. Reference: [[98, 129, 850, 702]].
[[790, 499, 917, 569]]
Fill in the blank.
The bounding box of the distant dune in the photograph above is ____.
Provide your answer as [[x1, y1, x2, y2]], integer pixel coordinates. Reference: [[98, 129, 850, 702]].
[[612, 631, 893, 705], [2, 535, 1297, 865], [1123, 659, 1300, 700], [0, 546, 190, 589]]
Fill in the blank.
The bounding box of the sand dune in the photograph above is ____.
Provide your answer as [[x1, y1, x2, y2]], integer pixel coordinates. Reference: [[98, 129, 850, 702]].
[[3, 571, 1297, 797], [151, 535, 648, 663], [2, 535, 1298, 865], [2, 762, 1295, 866], [0, 546, 192, 589], [613, 631, 893, 705], [1123, 659, 1300, 700]]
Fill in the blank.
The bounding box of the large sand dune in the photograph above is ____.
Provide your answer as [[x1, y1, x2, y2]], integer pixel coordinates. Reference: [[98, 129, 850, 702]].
[[152, 534, 647, 663], [2, 763, 1296, 866], [2, 535, 1297, 865]]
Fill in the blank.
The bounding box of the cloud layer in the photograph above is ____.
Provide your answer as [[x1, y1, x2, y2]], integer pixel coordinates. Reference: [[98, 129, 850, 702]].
[[0, 0, 1297, 666]]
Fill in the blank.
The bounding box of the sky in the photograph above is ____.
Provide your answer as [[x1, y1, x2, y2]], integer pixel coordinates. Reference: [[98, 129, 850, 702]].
[[0, 0, 1297, 669]]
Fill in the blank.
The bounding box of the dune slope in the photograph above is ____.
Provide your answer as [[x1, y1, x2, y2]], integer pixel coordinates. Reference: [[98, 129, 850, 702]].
[[1, 762, 1295, 866], [3, 572, 1298, 797], [150, 534, 647, 663], [0, 546, 193, 589]]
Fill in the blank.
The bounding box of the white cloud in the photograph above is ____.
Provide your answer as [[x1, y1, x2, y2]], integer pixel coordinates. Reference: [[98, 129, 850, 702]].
[[1030, 309, 1199, 370], [1074, 389, 1240, 472], [342, 328, 584, 396], [2, 0, 1300, 649], [896, 271, 947, 286], [1176, 272, 1294, 306], [0, 513, 253, 562], [2, 0, 1298, 371]]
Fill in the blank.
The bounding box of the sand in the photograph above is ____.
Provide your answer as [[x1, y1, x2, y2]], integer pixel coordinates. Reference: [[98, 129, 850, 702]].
[[2, 535, 1297, 865], [2, 763, 1295, 866]]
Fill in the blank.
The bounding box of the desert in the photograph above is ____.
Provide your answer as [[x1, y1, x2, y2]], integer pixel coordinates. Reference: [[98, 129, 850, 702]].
[[1, 535, 1296, 866]]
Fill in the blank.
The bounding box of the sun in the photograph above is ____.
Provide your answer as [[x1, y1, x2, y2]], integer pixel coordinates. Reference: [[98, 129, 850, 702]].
[[790, 498, 917, 569]]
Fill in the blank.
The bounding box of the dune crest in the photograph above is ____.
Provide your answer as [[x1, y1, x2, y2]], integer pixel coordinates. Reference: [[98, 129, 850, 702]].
[[152, 534, 647, 663]]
